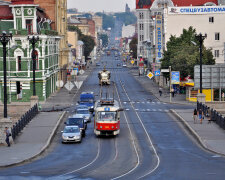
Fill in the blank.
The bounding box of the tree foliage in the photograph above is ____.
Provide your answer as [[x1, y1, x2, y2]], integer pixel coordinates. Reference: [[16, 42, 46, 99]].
[[99, 33, 108, 47], [129, 37, 137, 59], [161, 26, 215, 79], [68, 25, 95, 60], [114, 12, 137, 26]]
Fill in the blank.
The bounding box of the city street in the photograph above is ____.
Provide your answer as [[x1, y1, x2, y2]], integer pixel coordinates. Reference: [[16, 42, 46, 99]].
[[1, 48, 225, 180]]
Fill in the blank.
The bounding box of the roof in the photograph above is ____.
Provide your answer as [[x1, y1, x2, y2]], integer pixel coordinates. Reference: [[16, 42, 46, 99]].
[[0, 5, 13, 19], [172, 0, 218, 6], [11, 0, 34, 5], [136, 0, 218, 9]]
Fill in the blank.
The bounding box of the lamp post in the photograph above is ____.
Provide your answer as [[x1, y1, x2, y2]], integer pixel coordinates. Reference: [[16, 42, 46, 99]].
[[0, 31, 12, 118], [28, 36, 39, 96], [195, 33, 207, 93]]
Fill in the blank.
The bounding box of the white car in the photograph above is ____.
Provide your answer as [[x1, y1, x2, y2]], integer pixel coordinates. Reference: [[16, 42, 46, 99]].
[[76, 108, 92, 123], [61, 125, 82, 143], [123, 64, 127, 67]]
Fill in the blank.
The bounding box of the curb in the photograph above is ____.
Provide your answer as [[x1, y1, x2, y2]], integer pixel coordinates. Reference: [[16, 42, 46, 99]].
[[170, 109, 225, 157], [0, 111, 66, 168]]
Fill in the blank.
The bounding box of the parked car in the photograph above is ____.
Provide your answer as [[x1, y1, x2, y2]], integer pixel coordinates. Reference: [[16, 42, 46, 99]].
[[65, 114, 87, 137], [122, 64, 127, 67], [76, 108, 92, 123], [61, 125, 82, 143]]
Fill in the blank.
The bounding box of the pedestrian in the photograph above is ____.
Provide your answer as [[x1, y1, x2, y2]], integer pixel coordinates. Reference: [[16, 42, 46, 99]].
[[4, 127, 11, 147], [193, 108, 198, 123], [171, 89, 175, 97], [198, 108, 203, 124], [159, 88, 162, 96]]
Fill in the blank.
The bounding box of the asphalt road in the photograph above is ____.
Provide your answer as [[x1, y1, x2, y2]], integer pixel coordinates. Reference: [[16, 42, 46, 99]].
[[1, 23, 225, 180]]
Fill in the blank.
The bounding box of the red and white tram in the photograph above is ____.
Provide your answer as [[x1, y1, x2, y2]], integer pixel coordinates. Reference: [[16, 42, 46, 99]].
[[94, 99, 123, 136]]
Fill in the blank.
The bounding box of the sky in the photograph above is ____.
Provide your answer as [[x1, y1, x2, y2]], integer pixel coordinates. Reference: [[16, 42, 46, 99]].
[[67, 0, 135, 12]]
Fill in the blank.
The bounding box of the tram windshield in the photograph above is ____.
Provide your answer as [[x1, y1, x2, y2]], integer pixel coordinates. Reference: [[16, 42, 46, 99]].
[[98, 112, 116, 121]]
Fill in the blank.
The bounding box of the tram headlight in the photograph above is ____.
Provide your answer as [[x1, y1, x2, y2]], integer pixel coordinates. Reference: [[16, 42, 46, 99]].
[[112, 126, 114, 129], [100, 126, 102, 128]]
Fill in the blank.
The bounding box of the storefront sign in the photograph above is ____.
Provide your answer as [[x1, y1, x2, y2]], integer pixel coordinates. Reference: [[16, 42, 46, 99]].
[[168, 6, 225, 15], [155, 15, 163, 63]]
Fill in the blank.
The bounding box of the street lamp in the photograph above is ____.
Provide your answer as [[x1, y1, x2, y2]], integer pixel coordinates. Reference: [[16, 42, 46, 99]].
[[195, 33, 207, 93], [28, 35, 39, 96], [0, 31, 12, 118]]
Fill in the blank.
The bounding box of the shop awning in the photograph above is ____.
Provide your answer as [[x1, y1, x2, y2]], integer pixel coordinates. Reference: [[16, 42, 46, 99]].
[[180, 82, 194, 87]]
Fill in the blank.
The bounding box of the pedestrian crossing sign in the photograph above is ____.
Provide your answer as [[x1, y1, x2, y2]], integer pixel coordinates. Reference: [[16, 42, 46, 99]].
[[147, 72, 154, 79]]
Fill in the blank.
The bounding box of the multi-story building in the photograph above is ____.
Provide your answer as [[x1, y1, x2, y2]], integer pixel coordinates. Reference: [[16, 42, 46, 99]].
[[0, 0, 60, 102], [34, 0, 69, 84]]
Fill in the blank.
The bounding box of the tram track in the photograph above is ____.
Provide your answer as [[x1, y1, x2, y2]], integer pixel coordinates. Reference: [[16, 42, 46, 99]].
[[112, 68, 160, 179]]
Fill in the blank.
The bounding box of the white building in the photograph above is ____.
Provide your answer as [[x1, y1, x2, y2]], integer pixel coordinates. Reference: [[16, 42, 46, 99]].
[[164, 5, 225, 64], [122, 24, 135, 38]]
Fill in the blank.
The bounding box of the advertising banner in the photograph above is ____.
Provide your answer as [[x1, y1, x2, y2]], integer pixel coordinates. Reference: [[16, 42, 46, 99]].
[[171, 71, 180, 84], [155, 15, 163, 63]]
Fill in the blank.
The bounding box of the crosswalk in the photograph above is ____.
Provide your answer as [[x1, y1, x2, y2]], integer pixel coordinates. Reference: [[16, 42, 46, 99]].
[[124, 108, 170, 112], [122, 101, 167, 105]]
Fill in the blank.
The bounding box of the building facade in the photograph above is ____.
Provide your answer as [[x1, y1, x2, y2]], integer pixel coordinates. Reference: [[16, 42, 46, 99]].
[[0, 0, 60, 102]]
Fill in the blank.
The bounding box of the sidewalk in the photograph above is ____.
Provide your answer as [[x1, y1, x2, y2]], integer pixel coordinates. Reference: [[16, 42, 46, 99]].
[[0, 64, 94, 167], [130, 66, 225, 156]]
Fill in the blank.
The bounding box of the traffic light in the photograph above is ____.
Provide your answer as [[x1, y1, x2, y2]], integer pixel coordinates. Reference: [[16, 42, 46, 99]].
[[16, 81, 20, 94]]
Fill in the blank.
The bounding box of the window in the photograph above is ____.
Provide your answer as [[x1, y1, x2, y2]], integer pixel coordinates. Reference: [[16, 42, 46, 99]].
[[139, 12, 144, 19], [139, 24, 144, 30], [215, 33, 220, 40], [214, 50, 219, 57], [17, 56, 21, 71], [26, 19, 33, 34], [209, 17, 214, 23]]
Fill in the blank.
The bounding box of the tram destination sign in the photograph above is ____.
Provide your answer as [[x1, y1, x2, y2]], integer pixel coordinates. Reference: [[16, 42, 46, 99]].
[[194, 65, 225, 89]]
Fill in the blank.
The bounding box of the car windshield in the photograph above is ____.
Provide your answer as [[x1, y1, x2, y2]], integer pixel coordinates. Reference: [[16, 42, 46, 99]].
[[63, 126, 79, 133], [98, 112, 116, 121], [67, 118, 83, 125], [77, 110, 89, 114], [81, 98, 94, 103]]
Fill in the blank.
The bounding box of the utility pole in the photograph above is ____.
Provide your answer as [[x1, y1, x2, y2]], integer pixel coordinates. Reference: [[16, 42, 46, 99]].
[[195, 33, 207, 93], [28, 36, 39, 96], [169, 66, 172, 103], [0, 32, 12, 118]]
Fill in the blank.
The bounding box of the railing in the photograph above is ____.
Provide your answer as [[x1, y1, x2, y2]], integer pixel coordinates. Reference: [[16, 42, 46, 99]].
[[11, 104, 39, 140], [197, 101, 225, 129]]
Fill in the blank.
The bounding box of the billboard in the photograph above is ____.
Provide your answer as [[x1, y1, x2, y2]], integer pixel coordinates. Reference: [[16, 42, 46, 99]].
[[155, 15, 163, 63], [136, 0, 152, 9], [171, 71, 180, 84]]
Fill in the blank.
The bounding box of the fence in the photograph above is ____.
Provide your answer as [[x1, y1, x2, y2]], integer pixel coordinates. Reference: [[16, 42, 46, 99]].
[[197, 101, 225, 129], [11, 104, 39, 140]]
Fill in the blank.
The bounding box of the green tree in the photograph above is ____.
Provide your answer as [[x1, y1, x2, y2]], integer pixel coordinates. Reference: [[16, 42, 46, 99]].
[[129, 37, 137, 59], [114, 12, 137, 26], [99, 33, 108, 47], [68, 25, 95, 60], [161, 26, 215, 79]]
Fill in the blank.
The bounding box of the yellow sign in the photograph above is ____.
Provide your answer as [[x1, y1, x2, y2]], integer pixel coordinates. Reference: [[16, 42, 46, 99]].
[[147, 72, 154, 79], [131, 60, 135, 64]]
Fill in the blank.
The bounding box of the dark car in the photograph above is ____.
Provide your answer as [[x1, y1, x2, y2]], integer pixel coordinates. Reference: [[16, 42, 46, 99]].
[[96, 62, 101, 66], [65, 115, 86, 137], [117, 63, 121, 66]]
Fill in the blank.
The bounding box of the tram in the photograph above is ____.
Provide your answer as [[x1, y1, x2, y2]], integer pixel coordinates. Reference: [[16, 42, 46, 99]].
[[94, 98, 123, 136]]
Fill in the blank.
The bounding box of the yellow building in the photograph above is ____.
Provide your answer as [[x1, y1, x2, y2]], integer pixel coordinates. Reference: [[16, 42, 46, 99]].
[[57, 0, 70, 85]]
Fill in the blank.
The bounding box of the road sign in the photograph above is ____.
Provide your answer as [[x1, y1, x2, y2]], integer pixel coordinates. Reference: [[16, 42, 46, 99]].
[[79, 69, 84, 75], [64, 81, 74, 91], [131, 60, 135, 64], [155, 70, 161, 76], [161, 69, 169, 73], [147, 72, 154, 79], [74, 81, 83, 89], [56, 80, 64, 88]]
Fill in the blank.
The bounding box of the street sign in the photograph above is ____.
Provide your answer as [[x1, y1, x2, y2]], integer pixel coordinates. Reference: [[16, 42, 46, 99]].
[[64, 81, 74, 91], [131, 60, 135, 64], [171, 71, 180, 84], [74, 81, 83, 89], [161, 69, 169, 73], [56, 80, 64, 88], [79, 69, 84, 75], [147, 72, 154, 79], [155, 70, 161, 76]]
